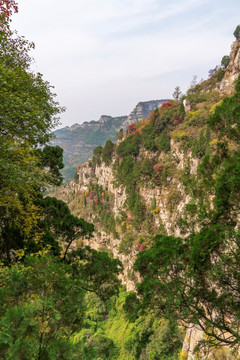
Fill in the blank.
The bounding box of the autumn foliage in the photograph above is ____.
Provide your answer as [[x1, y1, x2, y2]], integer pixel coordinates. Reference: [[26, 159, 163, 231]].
[[130, 129, 142, 136], [161, 102, 173, 109], [0, 0, 18, 22], [136, 243, 146, 251], [153, 163, 164, 173], [127, 123, 136, 131]]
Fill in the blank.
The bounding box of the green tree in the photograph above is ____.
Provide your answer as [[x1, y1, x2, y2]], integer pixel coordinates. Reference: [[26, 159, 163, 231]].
[[233, 24, 240, 39], [116, 132, 141, 157], [141, 123, 157, 151], [0, 30, 64, 249], [0, 254, 85, 359], [102, 140, 115, 165], [40, 196, 94, 261], [156, 129, 171, 153], [0, 249, 123, 359], [36, 145, 64, 186], [67, 246, 123, 301], [93, 145, 103, 157], [140, 158, 153, 178], [221, 55, 230, 68]]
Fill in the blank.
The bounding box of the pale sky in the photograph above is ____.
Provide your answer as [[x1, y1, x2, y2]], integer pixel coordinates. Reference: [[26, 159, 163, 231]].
[[11, 0, 240, 129]]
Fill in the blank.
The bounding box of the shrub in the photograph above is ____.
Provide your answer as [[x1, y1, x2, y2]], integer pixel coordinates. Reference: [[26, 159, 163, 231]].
[[116, 132, 141, 157], [192, 129, 210, 158], [156, 129, 170, 153], [215, 68, 225, 82], [136, 243, 146, 251], [140, 158, 153, 178], [153, 207, 160, 214], [102, 140, 115, 165], [233, 25, 240, 39], [130, 128, 142, 136], [119, 231, 135, 254], [153, 163, 164, 173], [185, 110, 206, 127], [141, 123, 158, 151], [162, 101, 173, 109], [170, 129, 188, 141], [93, 145, 103, 157], [127, 123, 137, 133], [221, 55, 230, 68], [151, 105, 177, 133], [117, 156, 134, 185]]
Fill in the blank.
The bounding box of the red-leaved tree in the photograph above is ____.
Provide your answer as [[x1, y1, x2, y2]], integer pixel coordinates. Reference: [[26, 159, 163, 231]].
[[161, 101, 173, 109], [0, 0, 18, 30]]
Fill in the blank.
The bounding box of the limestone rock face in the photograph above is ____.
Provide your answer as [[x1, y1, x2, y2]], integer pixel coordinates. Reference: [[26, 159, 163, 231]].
[[122, 99, 169, 128], [70, 141, 201, 292], [220, 38, 240, 93], [181, 326, 204, 360]]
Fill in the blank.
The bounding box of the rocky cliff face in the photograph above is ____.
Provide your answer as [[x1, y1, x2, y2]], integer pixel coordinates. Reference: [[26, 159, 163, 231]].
[[55, 139, 198, 290], [50, 38, 240, 358], [220, 37, 240, 93], [122, 99, 169, 128], [52, 136, 207, 358]]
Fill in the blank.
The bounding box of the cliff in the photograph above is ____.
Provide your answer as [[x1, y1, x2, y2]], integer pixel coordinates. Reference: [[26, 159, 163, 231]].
[[51, 38, 240, 359], [52, 100, 167, 182], [220, 37, 240, 93], [122, 99, 169, 128]]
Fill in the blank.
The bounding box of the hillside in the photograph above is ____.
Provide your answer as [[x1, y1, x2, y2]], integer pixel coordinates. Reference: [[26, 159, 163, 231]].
[[51, 37, 240, 359], [52, 100, 168, 182]]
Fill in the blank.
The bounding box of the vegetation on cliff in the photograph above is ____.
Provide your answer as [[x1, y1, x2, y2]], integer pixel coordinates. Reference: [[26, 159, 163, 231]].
[[55, 40, 240, 356], [2, 5, 240, 358]]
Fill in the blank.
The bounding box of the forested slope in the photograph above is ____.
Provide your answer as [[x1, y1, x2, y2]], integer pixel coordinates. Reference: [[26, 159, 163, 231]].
[[53, 35, 240, 359]]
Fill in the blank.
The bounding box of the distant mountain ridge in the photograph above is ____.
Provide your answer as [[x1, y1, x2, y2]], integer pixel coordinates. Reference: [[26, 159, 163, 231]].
[[52, 99, 168, 182]]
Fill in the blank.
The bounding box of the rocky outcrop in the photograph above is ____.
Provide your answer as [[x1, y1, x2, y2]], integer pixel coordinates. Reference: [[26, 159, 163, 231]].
[[220, 38, 240, 93], [67, 141, 206, 359], [123, 99, 169, 128], [68, 140, 199, 288]]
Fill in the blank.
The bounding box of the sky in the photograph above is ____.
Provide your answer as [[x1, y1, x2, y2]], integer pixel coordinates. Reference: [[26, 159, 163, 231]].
[[11, 0, 240, 129]]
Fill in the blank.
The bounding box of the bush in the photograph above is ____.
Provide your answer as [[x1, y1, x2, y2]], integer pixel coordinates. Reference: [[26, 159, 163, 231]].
[[127, 123, 137, 133], [140, 158, 153, 178], [233, 25, 240, 39], [116, 132, 141, 157], [119, 231, 135, 254], [221, 55, 230, 68], [151, 105, 177, 133], [93, 145, 103, 157], [161, 101, 173, 109], [215, 68, 225, 82], [156, 129, 170, 153], [192, 129, 210, 158], [102, 140, 115, 165], [185, 110, 206, 127]]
